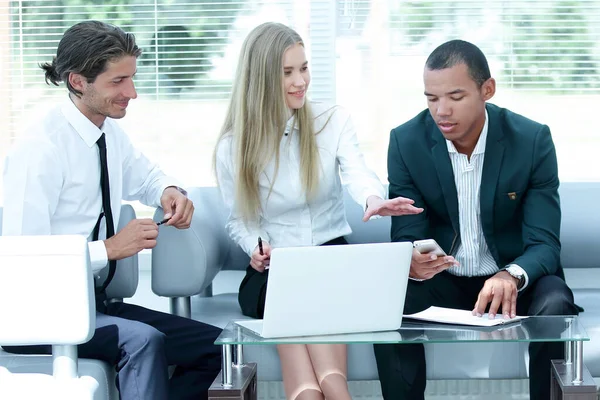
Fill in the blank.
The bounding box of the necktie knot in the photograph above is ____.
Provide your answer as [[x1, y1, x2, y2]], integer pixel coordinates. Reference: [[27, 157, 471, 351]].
[[97, 133, 107, 149]]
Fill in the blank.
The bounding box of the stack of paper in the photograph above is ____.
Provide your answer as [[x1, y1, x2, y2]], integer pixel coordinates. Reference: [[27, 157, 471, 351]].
[[404, 306, 528, 327]]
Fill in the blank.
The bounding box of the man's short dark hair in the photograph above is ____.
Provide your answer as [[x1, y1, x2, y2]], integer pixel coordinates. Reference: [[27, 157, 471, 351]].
[[425, 40, 491, 87], [40, 20, 142, 96]]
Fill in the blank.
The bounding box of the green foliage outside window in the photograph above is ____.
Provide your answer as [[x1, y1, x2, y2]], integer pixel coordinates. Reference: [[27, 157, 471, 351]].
[[387, 0, 600, 93], [10, 0, 244, 98], [389, 1, 435, 44], [507, 0, 599, 91]]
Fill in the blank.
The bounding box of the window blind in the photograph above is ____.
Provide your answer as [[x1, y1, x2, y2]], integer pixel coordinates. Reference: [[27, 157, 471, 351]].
[[388, 0, 600, 92], [3, 1, 294, 104], [2, 0, 599, 193], [333, 0, 600, 183], [0, 0, 336, 196]]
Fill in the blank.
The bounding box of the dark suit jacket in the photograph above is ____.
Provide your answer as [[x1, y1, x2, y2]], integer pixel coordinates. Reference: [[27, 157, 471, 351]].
[[387, 103, 563, 285]]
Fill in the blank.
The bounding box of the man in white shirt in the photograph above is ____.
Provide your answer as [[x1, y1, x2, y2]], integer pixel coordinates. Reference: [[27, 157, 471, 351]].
[[2, 21, 221, 400], [374, 40, 578, 400]]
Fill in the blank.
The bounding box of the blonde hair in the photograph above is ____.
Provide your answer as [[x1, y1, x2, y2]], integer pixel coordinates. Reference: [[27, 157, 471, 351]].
[[215, 22, 320, 223]]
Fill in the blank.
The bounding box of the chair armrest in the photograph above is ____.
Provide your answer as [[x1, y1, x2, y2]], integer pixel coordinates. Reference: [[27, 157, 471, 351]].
[[0, 235, 95, 345], [104, 204, 139, 300], [152, 187, 230, 297]]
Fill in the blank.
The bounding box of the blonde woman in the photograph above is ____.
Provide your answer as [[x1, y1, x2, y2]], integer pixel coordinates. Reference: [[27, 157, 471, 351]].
[[214, 22, 422, 400]]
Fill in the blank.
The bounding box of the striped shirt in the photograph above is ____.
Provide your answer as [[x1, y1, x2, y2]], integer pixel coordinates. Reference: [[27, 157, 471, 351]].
[[445, 111, 499, 277]]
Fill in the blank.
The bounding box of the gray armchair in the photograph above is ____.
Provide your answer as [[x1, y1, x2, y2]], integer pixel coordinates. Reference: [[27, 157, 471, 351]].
[[152, 187, 248, 317]]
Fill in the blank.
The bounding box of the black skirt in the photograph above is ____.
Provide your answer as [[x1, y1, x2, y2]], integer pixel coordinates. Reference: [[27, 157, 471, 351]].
[[238, 236, 348, 318]]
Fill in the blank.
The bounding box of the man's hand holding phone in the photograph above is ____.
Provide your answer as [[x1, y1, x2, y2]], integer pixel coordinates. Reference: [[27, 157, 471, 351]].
[[410, 239, 459, 280]]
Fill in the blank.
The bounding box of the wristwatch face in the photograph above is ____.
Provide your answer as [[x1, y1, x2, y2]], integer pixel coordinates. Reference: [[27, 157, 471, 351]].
[[175, 186, 188, 196], [508, 267, 522, 278]]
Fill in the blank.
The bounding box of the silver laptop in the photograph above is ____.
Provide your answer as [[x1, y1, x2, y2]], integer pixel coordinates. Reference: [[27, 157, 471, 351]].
[[236, 241, 413, 338]]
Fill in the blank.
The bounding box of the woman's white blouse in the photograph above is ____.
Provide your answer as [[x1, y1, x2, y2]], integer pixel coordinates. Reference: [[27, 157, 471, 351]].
[[215, 102, 385, 256]]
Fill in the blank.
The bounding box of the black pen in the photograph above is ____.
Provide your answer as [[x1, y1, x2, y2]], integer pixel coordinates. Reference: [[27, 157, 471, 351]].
[[258, 236, 264, 255], [157, 217, 171, 226]]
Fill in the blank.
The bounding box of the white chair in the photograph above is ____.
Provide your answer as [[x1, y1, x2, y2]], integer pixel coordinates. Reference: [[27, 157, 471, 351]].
[[0, 205, 139, 399], [0, 234, 97, 399]]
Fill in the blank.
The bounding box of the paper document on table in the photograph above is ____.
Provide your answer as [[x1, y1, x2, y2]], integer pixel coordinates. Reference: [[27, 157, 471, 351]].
[[404, 306, 528, 327]]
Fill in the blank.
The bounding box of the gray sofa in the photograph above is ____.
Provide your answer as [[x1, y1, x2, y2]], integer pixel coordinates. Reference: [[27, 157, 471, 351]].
[[151, 182, 600, 384], [0, 205, 140, 400]]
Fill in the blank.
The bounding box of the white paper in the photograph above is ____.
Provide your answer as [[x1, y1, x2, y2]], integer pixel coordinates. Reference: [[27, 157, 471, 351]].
[[404, 306, 528, 327]]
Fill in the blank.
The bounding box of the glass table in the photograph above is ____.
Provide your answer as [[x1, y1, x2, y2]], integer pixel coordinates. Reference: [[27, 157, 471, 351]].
[[208, 316, 593, 400]]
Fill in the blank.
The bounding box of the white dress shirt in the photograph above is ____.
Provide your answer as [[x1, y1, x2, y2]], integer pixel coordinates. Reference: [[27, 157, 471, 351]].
[[2, 99, 178, 274], [445, 111, 528, 289], [215, 101, 386, 256]]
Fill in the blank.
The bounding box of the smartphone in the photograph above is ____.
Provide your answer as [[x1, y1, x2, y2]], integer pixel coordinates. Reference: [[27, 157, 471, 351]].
[[413, 239, 447, 257]]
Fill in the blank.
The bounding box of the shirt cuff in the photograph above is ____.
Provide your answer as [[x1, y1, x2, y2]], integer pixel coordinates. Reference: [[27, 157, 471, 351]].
[[240, 233, 270, 258], [88, 240, 109, 275], [508, 263, 529, 292], [155, 178, 184, 207]]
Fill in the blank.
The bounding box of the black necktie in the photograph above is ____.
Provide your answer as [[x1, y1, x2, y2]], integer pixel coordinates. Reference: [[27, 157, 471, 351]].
[[93, 133, 117, 293]]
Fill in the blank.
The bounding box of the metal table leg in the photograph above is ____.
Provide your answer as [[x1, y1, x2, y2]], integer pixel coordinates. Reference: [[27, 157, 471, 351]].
[[551, 340, 596, 399], [222, 344, 233, 387], [565, 340, 573, 365], [235, 344, 244, 366], [208, 343, 257, 400]]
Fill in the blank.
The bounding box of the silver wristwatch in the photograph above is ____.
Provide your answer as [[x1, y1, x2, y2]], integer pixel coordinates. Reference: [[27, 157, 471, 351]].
[[505, 265, 525, 290], [166, 185, 188, 197]]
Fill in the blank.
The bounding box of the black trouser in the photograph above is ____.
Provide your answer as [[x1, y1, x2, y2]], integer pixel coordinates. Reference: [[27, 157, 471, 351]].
[[373, 272, 578, 400], [238, 236, 349, 318], [3, 301, 222, 400]]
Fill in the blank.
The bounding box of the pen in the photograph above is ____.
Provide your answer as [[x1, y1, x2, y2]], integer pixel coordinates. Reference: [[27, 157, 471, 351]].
[[258, 236, 264, 255], [157, 217, 171, 226]]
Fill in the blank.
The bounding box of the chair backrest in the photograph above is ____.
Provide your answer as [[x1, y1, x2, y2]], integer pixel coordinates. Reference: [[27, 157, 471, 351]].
[[104, 204, 139, 299], [346, 182, 599, 269], [558, 182, 600, 269], [152, 187, 249, 296], [151, 181, 600, 297], [151, 185, 389, 278], [347, 182, 600, 269], [0, 235, 95, 345]]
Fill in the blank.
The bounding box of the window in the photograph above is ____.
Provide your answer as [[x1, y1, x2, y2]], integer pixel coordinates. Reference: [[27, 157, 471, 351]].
[[334, 0, 600, 182], [0, 0, 334, 214], [1, 0, 599, 216]]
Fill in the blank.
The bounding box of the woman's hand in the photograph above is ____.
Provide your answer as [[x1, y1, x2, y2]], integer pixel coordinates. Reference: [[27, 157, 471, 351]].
[[250, 240, 272, 272]]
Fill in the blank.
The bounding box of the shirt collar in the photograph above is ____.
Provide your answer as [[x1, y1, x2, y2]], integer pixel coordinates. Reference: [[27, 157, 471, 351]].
[[60, 97, 104, 148], [446, 110, 489, 155], [284, 115, 299, 135]]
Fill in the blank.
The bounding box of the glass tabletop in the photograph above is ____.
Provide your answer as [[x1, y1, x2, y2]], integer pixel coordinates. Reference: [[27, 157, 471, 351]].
[[215, 316, 588, 345]]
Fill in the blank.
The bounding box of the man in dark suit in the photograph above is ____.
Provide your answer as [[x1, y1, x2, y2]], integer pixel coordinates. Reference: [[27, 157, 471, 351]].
[[374, 39, 578, 400]]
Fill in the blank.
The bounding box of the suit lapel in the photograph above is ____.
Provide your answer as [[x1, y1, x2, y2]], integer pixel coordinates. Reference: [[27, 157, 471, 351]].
[[480, 105, 505, 250], [430, 122, 460, 234]]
